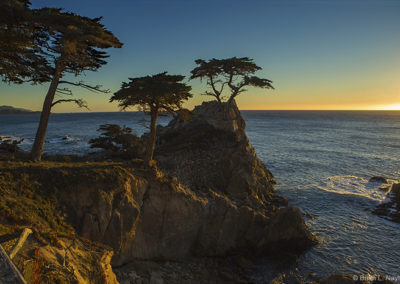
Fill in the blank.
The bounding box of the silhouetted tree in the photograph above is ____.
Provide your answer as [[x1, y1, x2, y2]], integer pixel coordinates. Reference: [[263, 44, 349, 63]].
[[0, 0, 50, 84], [190, 57, 274, 103], [1, 3, 123, 161], [27, 8, 123, 161], [110, 72, 192, 166]]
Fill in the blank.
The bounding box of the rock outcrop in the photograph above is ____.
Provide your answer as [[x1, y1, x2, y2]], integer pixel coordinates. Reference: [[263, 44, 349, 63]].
[[0, 100, 316, 282], [373, 183, 400, 223]]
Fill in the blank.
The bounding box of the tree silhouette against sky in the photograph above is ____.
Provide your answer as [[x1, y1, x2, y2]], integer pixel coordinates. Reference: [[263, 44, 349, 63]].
[[0, 0, 49, 84], [111, 72, 192, 166], [1, 2, 123, 161], [35, 9, 123, 161], [190, 57, 274, 104]]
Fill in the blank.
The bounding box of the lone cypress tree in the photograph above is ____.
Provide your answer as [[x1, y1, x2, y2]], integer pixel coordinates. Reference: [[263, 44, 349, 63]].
[[111, 72, 192, 166], [190, 57, 274, 103]]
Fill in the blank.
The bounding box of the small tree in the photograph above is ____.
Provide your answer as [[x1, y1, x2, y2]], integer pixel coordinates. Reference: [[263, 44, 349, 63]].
[[110, 72, 192, 166], [89, 124, 145, 159], [190, 57, 274, 103]]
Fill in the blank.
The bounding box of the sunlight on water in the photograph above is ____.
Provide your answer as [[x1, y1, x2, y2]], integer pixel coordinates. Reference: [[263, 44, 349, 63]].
[[317, 175, 394, 202]]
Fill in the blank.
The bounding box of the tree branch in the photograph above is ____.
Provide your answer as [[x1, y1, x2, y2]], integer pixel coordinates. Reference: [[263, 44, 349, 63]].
[[208, 76, 222, 103], [56, 87, 72, 96], [52, 98, 89, 110], [59, 80, 110, 93]]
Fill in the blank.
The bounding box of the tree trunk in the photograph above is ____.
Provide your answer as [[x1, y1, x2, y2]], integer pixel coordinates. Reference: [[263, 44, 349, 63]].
[[30, 71, 61, 161], [144, 111, 158, 166]]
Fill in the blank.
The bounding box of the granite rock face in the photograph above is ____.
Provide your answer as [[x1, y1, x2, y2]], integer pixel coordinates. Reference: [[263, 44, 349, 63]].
[[0, 101, 317, 282], [156, 100, 280, 208], [56, 100, 316, 266]]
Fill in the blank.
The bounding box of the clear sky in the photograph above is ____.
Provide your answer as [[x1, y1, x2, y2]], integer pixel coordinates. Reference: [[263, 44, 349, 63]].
[[1, 0, 399, 112]]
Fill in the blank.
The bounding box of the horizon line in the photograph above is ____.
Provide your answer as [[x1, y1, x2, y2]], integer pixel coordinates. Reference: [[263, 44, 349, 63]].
[[42, 109, 400, 114]]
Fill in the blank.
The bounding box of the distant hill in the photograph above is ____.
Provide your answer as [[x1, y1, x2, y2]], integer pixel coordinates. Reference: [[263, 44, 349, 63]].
[[0, 105, 39, 114]]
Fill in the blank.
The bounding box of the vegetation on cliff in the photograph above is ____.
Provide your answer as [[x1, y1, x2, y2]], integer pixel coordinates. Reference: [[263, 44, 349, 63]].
[[89, 124, 146, 159], [111, 72, 193, 166]]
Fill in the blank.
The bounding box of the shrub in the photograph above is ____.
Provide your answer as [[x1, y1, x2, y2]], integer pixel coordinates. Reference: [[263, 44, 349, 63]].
[[89, 124, 145, 159]]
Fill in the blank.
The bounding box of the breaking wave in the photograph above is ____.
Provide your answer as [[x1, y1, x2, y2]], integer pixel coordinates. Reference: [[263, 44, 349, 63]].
[[317, 175, 396, 202]]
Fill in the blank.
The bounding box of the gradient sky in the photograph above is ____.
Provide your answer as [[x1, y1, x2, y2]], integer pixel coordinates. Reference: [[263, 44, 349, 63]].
[[1, 0, 399, 112]]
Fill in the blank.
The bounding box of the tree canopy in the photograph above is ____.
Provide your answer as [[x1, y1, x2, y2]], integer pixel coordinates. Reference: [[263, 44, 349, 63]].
[[0, 0, 50, 84], [111, 72, 192, 114], [190, 57, 274, 103], [21, 6, 124, 161], [111, 72, 192, 166]]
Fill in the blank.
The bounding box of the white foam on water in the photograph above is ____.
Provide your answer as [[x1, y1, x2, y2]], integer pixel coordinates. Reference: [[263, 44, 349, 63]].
[[48, 135, 81, 144], [0, 135, 22, 142], [317, 175, 395, 202]]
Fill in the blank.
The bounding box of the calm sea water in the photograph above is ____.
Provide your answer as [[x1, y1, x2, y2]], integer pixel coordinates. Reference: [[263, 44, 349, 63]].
[[1, 111, 400, 279]]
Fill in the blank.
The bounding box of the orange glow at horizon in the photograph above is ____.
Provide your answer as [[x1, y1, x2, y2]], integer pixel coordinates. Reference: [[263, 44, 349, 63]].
[[375, 104, 400, 111]]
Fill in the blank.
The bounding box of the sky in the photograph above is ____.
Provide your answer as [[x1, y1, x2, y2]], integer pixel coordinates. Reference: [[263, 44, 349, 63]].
[[1, 0, 400, 112]]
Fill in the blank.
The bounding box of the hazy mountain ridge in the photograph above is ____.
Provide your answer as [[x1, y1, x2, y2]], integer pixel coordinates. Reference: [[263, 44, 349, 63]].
[[0, 105, 39, 114]]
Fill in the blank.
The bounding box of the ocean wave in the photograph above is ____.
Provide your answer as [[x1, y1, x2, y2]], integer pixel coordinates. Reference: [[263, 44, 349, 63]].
[[0, 135, 23, 142], [317, 175, 396, 202], [47, 135, 82, 144]]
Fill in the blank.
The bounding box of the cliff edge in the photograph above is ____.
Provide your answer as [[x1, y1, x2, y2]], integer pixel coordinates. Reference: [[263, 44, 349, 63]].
[[0, 101, 316, 283]]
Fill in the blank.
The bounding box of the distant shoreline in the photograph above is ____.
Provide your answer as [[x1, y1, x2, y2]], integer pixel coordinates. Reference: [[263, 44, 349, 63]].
[[0, 105, 40, 115]]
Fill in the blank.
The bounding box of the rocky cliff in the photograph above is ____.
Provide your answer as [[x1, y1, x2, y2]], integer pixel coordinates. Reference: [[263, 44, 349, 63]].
[[69, 101, 316, 266], [0, 100, 316, 283]]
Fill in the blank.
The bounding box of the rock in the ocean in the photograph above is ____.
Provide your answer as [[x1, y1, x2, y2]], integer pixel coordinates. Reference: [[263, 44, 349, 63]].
[[373, 183, 400, 223], [369, 176, 388, 183]]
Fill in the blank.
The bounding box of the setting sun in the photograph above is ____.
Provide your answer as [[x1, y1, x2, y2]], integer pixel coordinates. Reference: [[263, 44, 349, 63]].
[[376, 104, 400, 110]]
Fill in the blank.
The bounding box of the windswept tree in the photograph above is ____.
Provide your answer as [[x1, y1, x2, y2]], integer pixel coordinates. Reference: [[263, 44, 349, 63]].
[[110, 72, 192, 166], [28, 9, 123, 161], [190, 57, 274, 103], [0, 0, 50, 84], [1, 2, 123, 161]]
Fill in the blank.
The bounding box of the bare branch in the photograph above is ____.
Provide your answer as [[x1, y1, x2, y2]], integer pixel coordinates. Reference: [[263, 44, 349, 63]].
[[52, 98, 89, 110], [59, 80, 110, 93], [56, 87, 72, 96]]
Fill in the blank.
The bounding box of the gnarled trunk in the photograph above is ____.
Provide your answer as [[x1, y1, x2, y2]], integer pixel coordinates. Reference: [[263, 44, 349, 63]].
[[31, 71, 61, 161], [144, 111, 158, 166]]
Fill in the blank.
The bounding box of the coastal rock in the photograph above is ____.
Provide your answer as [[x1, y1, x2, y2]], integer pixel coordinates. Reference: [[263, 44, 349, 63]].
[[53, 101, 315, 265], [156, 100, 277, 208], [369, 176, 388, 183], [0, 100, 316, 281], [373, 183, 400, 223]]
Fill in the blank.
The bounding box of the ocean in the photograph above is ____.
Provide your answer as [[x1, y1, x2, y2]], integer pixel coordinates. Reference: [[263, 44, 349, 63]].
[[1, 111, 400, 279]]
